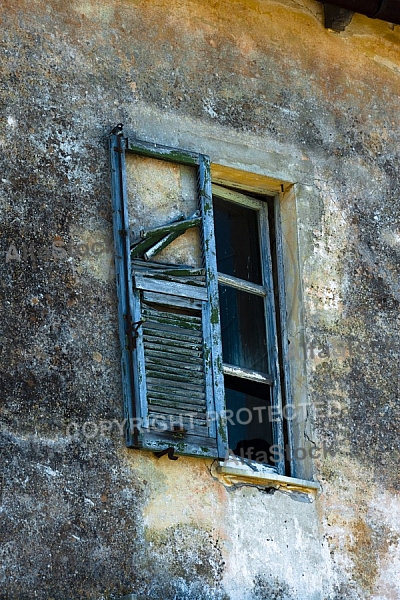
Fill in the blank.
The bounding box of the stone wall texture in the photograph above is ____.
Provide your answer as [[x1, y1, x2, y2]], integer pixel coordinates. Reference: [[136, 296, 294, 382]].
[[1, 0, 399, 598]]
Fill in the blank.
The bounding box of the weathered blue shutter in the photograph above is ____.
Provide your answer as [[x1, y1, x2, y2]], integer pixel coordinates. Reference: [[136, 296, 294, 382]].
[[110, 127, 228, 459]]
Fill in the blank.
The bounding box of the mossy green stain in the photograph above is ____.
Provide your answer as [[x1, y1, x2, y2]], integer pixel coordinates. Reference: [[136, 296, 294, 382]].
[[218, 418, 227, 443], [210, 306, 219, 325], [127, 144, 198, 166], [207, 269, 215, 282], [175, 441, 185, 453], [203, 345, 212, 369]]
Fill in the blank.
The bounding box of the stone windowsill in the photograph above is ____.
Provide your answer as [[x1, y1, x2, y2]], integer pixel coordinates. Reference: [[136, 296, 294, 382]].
[[215, 459, 320, 496]]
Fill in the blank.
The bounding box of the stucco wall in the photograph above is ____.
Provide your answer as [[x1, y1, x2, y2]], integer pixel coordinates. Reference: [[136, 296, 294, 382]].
[[1, 1, 399, 598]]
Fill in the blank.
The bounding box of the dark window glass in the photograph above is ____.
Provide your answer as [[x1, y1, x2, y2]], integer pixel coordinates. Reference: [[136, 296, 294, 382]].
[[224, 375, 274, 465], [213, 196, 262, 284], [219, 285, 268, 373]]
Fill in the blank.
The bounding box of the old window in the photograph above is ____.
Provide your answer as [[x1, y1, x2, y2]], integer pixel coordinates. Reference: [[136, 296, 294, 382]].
[[213, 186, 286, 475], [110, 127, 291, 476]]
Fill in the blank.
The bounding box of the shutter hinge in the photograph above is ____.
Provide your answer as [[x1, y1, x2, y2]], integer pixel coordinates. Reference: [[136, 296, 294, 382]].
[[125, 317, 145, 351], [154, 447, 179, 461]]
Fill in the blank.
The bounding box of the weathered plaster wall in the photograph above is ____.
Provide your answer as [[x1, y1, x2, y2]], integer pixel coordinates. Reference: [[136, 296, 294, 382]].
[[1, 0, 399, 598]]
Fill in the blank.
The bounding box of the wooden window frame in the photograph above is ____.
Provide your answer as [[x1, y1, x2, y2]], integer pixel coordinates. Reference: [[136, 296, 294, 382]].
[[109, 127, 294, 477], [212, 184, 286, 475]]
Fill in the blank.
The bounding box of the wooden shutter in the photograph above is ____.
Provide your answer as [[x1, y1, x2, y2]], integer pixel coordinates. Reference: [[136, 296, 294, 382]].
[[110, 127, 228, 459]]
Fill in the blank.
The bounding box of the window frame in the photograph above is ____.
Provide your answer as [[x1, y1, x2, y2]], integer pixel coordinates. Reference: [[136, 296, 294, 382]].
[[110, 128, 295, 478], [212, 184, 286, 475]]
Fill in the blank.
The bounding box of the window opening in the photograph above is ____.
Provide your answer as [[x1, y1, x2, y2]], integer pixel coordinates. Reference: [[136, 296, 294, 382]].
[[212, 184, 284, 471]]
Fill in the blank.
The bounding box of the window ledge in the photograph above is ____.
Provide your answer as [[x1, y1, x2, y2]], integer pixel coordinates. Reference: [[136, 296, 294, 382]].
[[215, 459, 320, 497]]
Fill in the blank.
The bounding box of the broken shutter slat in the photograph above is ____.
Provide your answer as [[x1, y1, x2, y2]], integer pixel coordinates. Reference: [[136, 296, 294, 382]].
[[131, 215, 201, 259], [143, 232, 181, 261], [139, 214, 201, 241], [130, 236, 165, 259], [130, 215, 185, 258]]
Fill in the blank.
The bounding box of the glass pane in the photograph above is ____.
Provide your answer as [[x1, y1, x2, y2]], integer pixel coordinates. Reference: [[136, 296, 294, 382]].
[[225, 376, 274, 465], [213, 196, 262, 284], [219, 285, 268, 372]]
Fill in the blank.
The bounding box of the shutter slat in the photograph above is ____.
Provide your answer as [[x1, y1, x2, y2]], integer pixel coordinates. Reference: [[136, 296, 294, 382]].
[[143, 336, 203, 353], [146, 360, 204, 378], [144, 349, 204, 366], [140, 430, 219, 457], [143, 328, 202, 344], [143, 307, 201, 331], [146, 377, 206, 395], [148, 397, 207, 413], [146, 368, 204, 384], [147, 391, 206, 407], [135, 275, 208, 300], [144, 323, 202, 338], [146, 355, 203, 372], [143, 290, 203, 311], [138, 272, 206, 286], [143, 340, 203, 358], [148, 407, 207, 423], [148, 416, 207, 436], [143, 306, 202, 328]]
